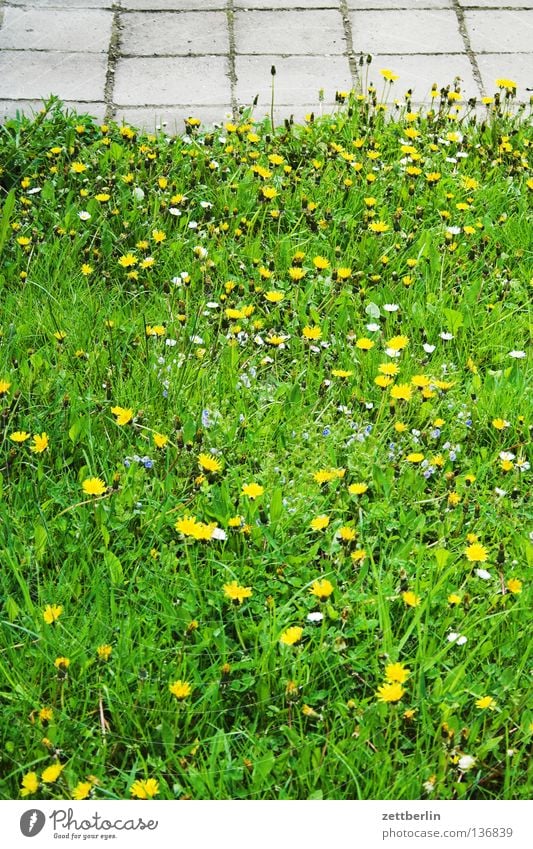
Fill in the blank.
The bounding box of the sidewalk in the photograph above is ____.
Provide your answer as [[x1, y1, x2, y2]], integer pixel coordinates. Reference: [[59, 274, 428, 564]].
[[0, 0, 531, 130]]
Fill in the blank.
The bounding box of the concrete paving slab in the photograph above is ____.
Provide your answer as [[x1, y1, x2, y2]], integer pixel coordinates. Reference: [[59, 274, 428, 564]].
[[234, 10, 345, 55], [120, 11, 228, 56], [114, 56, 231, 105], [7, 0, 112, 7], [234, 1, 338, 7], [476, 53, 533, 100], [114, 104, 233, 131], [350, 10, 466, 53], [0, 99, 107, 122], [347, 0, 452, 6], [460, 0, 533, 6], [122, 1, 226, 9], [235, 55, 353, 105], [0, 50, 107, 100], [362, 53, 480, 99], [249, 102, 341, 124], [464, 10, 533, 52], [0, 8, 112, 53]]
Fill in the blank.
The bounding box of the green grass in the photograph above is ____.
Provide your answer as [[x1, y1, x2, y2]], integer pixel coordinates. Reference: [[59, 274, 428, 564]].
[[0, 82, 531, 801]]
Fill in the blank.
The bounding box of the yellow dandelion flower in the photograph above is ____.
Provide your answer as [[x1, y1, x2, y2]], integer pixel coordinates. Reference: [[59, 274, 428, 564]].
[[506, 578, 522, 595], [111, 406, 133, 426], [146, 324, 166, 337], [264, 291, 284, 303], [39, 707, 53, 722], [153, 432, 168, 448], [310, 515, 330, 531], [369, 220, 389, 233], [495, 78, 517, 91], [169, 680, 192, 700], [309, 579, 334, 601], [118, 253, 137, 268], [348, 482, 368, 496], [390, 383, 412, 401], [380, 69, 399, 82], [406, 453, 424, 463], [242, 482, 264, 499], [385, 662, 410, 684], [379, 363, 400, 376], [402, 591, 421, 607], [41, 763, 64, 783], [198, 452, 222, 474], [82, 477, 106, 496], [97, 644, 112, 661], [20, 772, 40, 797], [223, 581, 253, 604], [351, 549, 367, 563], [465, 543, 488, 563], [448, 593, 462, 605], [72, 781, 93, 800], [10, 431, 30, 443], [376, 682, 405, 702], [386, 335, 409, 351], [336, 267, 352, 280], [280, 626, 304, 646], [30, 432, 49, 453], [43, 604, 63, 625], [302, 325, 322, 340], [0, 379, 11, 395], [130, 778, 160, 799], [288, 267, 306, 281]]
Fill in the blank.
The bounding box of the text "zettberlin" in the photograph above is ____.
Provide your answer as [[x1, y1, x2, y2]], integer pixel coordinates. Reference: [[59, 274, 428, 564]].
[[382, 811, 441, 821]]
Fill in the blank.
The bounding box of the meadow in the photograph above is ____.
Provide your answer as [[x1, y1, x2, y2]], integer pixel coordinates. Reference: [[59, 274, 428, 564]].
[[0, 74, 531, 801]]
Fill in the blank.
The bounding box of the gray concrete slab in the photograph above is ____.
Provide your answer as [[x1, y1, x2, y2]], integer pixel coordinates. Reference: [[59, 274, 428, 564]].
[[460, 0, 533, 6], [114, 56, 231, 105], [120, 11, 228, 56], [7, 0, 112, 6], [235, 55, 353, 105], [234, 0, 339, 7], [0, 7, 113, 52], [234, 10, 345, 55], [114, 104, 233, 131], [464, 10, 533, 52], [122, 1, 226, 9], [349, 10, 466, 53], [0, 98, 107, 121], [347, 0, 453, 6], [361, 53, 479, 99], [476, 53, 533, 100], [0, 50, 107, 100]]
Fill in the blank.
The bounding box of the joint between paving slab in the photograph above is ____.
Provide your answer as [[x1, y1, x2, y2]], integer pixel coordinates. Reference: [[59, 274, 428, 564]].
[[451, 0, 485, 98], [105, 2, 122, 123], [338, 0, 360, 89], [226, 0, 239, 120]]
